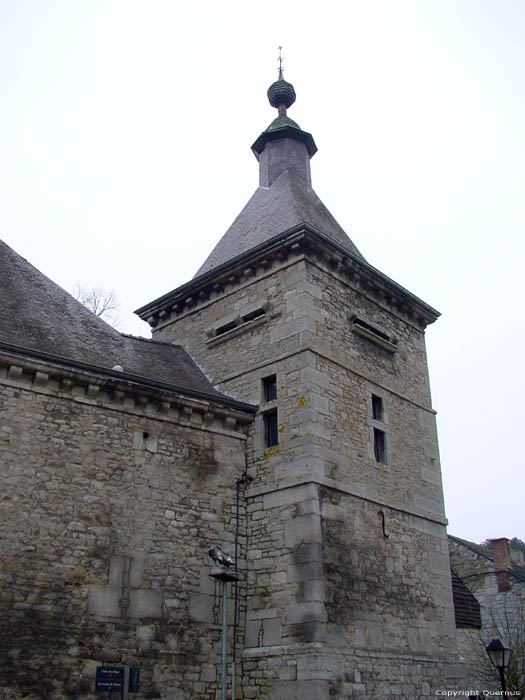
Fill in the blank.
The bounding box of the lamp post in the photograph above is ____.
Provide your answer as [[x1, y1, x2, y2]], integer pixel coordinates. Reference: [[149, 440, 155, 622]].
[[209, 545, 239, 700], [486, 638, 512, 693]]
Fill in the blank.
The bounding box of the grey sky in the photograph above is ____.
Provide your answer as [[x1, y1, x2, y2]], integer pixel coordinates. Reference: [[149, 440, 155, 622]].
[[1, 0, 523, 542]]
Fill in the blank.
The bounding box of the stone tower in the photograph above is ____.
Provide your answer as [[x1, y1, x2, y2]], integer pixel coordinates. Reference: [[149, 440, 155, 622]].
[[137, 73, 462, 697]]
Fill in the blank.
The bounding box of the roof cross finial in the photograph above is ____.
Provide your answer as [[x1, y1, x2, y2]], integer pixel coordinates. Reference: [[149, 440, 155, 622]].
[[278, 46, 283, 79]]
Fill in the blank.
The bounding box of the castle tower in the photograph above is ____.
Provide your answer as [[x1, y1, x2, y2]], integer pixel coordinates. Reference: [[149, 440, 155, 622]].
[[137, 71, 463, 698]]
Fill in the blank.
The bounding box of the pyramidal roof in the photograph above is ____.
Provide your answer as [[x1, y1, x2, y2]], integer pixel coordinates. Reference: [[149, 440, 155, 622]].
[[194, 73, 363, 278]]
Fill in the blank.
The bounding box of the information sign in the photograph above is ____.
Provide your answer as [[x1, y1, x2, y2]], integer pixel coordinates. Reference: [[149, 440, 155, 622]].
[[95, 666, 124, 692]]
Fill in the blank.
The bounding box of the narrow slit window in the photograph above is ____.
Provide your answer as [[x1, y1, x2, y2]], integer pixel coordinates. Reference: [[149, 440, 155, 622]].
[[264, 410, 278, 448], [374, 428, 386, 464], [262, 375, 277, 402], [372, 394, 384, 421]]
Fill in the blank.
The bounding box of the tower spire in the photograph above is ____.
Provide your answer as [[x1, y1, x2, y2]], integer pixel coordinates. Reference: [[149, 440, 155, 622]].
[[267, 47, 296, 118]]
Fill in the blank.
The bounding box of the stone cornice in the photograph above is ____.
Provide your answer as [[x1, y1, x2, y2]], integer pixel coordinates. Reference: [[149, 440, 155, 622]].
[[251, 124, 317, 158], [135, 224, 440, 331], [0, 343, 255, 437], [246, 478, 448, 527]]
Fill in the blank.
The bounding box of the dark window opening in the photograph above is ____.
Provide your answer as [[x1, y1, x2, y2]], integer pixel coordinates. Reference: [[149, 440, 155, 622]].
[[372, 394, 384, 421], [264, 410, 278, 447], [243, 307, 266, 322], [374, 428, 386, 464], [215, 320, 237, 336], [262, 375, 277, 402]]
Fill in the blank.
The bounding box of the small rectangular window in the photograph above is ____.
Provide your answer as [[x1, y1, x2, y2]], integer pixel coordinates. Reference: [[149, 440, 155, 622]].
[[374, 428, 386, 464], [262, 375, 277, 402], [264, 410, 278, 447], [372, 394, 383, 421]]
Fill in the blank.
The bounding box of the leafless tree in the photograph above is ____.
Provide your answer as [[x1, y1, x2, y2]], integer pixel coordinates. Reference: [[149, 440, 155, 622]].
[[73, 283, 120, 328]]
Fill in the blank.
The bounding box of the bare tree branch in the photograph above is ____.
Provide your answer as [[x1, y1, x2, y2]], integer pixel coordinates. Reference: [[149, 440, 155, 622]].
[[73, 283, 121, 328]]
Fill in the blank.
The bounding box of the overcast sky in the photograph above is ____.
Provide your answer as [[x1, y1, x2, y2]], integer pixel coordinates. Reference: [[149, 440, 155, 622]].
[[1, 0, 523, 543]]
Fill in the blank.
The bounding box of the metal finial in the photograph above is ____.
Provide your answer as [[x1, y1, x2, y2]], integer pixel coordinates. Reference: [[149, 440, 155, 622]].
[[268, 48, 296, 112]]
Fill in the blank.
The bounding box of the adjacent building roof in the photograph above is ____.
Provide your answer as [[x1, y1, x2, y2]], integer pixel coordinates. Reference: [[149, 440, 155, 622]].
[[451, 570, 482, 629], [448, 534, 525, 581], [0, 240, 251, 406]]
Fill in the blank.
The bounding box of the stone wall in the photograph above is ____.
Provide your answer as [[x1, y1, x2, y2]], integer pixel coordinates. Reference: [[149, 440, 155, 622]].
[[0, 362, 250, 699], [153, 246, 463, 696], [238, 483, 462, 698]]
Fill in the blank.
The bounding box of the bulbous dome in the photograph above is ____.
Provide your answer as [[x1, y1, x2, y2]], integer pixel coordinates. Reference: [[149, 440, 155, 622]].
[[267, 78, 296, 110]]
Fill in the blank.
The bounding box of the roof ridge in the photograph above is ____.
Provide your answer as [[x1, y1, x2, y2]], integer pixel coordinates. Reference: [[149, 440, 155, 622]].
[[122, 333, 182, 349]]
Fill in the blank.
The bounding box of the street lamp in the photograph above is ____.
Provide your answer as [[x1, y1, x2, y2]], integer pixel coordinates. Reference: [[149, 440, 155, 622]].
[[486, 638, 512, 693], [209, 545, 239, 700]]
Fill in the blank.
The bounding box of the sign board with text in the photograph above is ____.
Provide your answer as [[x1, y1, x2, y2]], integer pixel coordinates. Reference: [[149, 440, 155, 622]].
[[95, 666, 124, 692]]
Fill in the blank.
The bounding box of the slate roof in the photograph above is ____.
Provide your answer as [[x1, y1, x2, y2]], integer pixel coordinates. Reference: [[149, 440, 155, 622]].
[[194, 169, 364, 278], [0, 240, 242, 403]]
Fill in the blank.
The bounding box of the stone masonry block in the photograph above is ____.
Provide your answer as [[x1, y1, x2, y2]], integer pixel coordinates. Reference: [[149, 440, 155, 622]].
[[274, 680, 329, 700], [108, 556, 126, 588], [320, 502, 346, 522], [199, 567, 216, 595], [295, 542, 324, 563], [188, 593, 215, 623], [299, 365, 329, 388], [128, 590, 163, 618], [247, 608, 278, 620], [296, 498, 320, 516], [297, 654, 342, 681], [288, 561, 324, 584], [262, 617, 281, 645], [303, 579, 326, 602], [200, 664, 216, 682], [285, 602, 327, 624], [263, 483, 318, 509], [130, 557, 145, 588], [275, 456, 325, 483], [188, 592, 234, 624], [246, 619, 261, 647], [87, 586, 121, 617], [284, 514, 322, 547]]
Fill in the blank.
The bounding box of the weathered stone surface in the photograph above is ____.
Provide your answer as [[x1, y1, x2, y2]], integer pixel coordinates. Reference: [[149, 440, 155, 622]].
[[128, 590, 163, 618], [274, 680, 329, 699], [0, 374, 249, 698], [87, 587, 121, 617]]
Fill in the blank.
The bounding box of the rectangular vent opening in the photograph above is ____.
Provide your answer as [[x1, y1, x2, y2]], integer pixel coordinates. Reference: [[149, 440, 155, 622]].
[[353, 317, 391, 342], [215, 320, 238, 336], [243, 307, 266, 323]]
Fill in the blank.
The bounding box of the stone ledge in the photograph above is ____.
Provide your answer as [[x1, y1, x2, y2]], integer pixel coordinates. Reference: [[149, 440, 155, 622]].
[[242, 645, 290, 658], [0, 350, 252, 440]]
